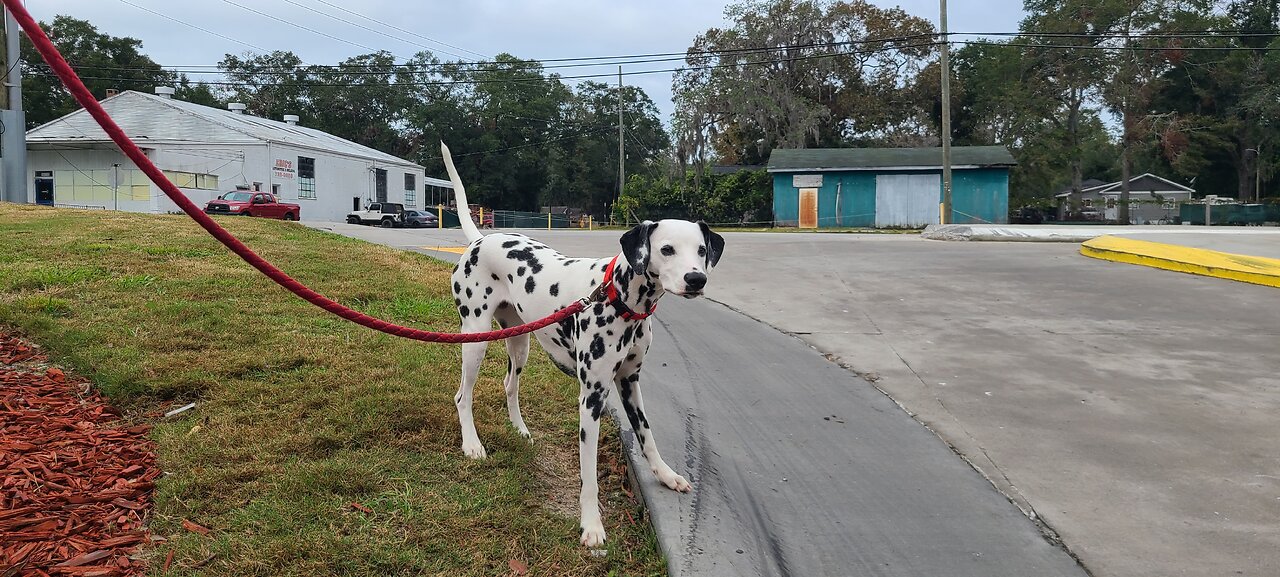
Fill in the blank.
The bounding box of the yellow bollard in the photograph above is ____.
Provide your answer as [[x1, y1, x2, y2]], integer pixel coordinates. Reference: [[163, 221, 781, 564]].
[[588, 214, 593, 230], [437, 204, 443, 229], [479, 206, 484, 229], [547, 212, 552, 230]]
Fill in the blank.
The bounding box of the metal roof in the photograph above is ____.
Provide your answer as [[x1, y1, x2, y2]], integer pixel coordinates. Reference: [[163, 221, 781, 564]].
[[1053, 173, 1194, 198], [767, 146, 1016, 172], [26, 90, 422, 168]]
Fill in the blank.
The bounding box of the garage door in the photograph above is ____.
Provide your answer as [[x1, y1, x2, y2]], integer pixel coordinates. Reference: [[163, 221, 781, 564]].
[[875, 174, 940, 228]]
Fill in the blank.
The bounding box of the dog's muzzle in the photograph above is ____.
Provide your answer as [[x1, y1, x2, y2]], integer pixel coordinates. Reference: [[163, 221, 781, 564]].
[[681, 272, 707, 298]]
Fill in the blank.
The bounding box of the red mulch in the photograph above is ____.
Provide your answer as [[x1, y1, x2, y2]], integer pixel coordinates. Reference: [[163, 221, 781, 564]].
[[1, 332, 160, 577]]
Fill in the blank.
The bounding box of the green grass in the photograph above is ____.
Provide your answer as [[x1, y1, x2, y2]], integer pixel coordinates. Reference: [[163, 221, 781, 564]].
[[0, 204, 664, 576]]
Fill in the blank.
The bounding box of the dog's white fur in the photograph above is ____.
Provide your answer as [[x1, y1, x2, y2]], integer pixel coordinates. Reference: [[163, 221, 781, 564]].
[[441, 142, 723, 546]]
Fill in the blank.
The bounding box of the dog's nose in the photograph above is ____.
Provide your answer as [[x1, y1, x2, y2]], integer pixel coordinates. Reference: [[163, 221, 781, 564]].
[[684, 271, 707, 291]]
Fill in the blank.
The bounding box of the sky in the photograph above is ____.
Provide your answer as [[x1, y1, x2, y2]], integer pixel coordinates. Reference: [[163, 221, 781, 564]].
[[27, 0, 1028, 122]]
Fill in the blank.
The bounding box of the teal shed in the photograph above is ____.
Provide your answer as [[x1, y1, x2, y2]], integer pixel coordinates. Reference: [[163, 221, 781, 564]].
[[767, 146, 1016, 228]]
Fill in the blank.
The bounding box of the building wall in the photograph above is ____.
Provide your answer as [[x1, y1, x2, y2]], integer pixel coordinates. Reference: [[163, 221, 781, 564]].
[[28, 142, 429, 223], [951, 168, 1009, 225], [773, 167, 1009, 227]]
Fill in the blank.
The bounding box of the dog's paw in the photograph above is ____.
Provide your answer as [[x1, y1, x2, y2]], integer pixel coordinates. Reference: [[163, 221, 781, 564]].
[[656, 469, 693, 493], [515, 426, 532, 440], [580, 523, 607, 547], [461, 439, 487, 459]]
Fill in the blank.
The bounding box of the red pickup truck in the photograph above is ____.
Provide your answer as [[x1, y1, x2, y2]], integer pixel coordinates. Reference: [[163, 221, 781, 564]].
[[204, 191, 300, 221]]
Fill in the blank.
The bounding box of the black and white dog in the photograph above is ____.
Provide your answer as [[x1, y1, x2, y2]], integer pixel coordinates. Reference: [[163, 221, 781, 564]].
[[441, 142, 724, 546]]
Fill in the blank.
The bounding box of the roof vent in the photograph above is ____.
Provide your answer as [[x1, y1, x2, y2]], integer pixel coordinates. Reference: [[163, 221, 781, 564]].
[[282, 114, 299, 125], [227, 102, 247, 114], [153, 86, 175, 99]]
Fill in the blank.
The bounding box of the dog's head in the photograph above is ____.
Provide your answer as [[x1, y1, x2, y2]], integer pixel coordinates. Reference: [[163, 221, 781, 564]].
[[620, 220, 724, 299]]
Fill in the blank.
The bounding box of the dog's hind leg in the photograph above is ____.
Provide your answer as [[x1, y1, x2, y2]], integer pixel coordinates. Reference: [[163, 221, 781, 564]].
[[502, 331, 532, 439], [456, 316, 491, 459]]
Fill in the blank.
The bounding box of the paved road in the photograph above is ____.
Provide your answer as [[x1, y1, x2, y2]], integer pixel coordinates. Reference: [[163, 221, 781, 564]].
[[309, 223, 1280, 577]]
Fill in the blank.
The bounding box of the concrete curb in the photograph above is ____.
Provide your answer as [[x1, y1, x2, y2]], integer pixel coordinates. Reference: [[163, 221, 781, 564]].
[[1080, 235, 1280, 288]]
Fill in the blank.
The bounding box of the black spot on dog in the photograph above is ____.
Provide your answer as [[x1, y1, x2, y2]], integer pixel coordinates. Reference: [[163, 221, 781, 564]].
[[593, 303, 605, 315], [622, 326, 635, 345], [474, 307, 483, 318], [507, 274, 514, 283], [578, 367, 588, 382], [549, 283, 559, 297], [580, 428, 586, 443], [584, 390, 606, 420], [485, 286, 493, 295], [482, 304, 488, 311], [502, 240, 520, 248], [498, 301, 510, 309], [626, 353, 637, 361], [506, 247, 544, 274], [516, 303, 523, 312], [465, 287, 472, 298], [590, 335, 605, 360], [596, 316, 609, 328], [525, 276, 536, 294], [515, 367, 522, 375], [590, 279, 597, 287], [517, 266, 526, 277], [453, 281, 461, 293], [459, 305, 470, 318], [491, 273, 500, 281], [468, 246, 480, 265]]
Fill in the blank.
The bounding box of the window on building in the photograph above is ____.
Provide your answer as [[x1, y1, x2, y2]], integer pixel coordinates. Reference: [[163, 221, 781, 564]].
[[54, 168, 151, 204], [161, 170, 219, 190], [404, 173, 416, 206], [298, 156, 316, 200]]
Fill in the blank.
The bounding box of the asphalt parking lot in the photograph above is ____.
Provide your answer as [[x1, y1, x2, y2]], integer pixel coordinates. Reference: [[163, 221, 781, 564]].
[[311, 222, 1280, 577]]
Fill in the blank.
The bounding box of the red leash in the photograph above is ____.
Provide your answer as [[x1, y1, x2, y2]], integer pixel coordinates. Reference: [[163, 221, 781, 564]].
[[4, 0, 585, 343]]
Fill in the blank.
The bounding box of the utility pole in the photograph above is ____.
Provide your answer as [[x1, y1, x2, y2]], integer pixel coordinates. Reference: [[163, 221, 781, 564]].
[[1, 6, 27, 204], [618, 66, 625, 211], [938, 0, 953, 224]]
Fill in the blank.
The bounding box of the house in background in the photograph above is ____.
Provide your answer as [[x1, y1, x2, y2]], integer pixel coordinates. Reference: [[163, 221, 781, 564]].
[[25, 88, 451, 222], [1054, 173, 1194, 224], [767, 146, 1015, 228]]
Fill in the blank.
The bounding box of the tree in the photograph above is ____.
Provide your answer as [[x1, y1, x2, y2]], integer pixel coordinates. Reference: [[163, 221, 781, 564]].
[[20, 15, 173, 128], [672, 0, 936, 170]]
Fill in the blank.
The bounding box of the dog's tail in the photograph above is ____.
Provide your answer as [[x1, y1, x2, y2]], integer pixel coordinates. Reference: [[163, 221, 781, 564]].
[[441, 141, 483, 244]]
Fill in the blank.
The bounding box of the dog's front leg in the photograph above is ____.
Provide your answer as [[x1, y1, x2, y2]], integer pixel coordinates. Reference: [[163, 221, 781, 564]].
[[577, 362, 613, 547], [617, 369, 692, 493]]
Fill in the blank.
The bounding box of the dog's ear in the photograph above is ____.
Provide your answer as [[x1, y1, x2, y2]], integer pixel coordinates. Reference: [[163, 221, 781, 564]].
[[698, 221, 725, 268], [620, 221, 658, 272]]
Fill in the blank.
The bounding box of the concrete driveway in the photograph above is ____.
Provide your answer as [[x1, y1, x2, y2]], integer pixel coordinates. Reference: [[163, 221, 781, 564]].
[[309, 223, 1280, 577]]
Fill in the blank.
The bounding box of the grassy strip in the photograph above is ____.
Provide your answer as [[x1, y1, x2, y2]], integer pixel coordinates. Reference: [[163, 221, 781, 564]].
[[0, 204, 664, 576]]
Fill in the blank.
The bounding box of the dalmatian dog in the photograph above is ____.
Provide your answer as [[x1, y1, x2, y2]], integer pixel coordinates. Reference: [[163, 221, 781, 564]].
[[441, 142, 724, 547]]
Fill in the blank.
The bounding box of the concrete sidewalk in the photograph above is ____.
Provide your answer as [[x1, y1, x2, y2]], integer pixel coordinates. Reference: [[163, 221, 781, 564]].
[[924, 223, 1280, 287]]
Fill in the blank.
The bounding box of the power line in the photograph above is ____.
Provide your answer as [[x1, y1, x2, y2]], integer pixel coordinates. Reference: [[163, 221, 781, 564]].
[[420, 127, 616, 159], [217, 0, 408, 61], [116, 0, 269, 54], [303, 0, 490, 61], [274, 0, 474, 62], [34, 40, 941, 88]]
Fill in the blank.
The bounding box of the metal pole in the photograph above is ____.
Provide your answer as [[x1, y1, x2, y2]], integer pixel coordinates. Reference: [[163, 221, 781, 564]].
[[618, 66, 625, 205], [939, 0, 953, 224], [113, 163, 120, 211], [1, 6, 27, 204], [1258, 143, 1262, 204]]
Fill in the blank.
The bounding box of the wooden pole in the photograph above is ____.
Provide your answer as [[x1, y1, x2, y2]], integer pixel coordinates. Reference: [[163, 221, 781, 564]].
[[939, 0, 953, 224]]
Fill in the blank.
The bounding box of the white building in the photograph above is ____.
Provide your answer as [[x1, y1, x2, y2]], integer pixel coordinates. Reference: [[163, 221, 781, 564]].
[[1054, 173, 1195, 224], [24, 88, 452, 221]]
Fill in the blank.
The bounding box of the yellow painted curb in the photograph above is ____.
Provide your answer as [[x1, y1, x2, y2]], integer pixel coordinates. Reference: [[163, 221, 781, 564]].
[[424, 246, 468, 254], [1080, 235, 1280, 288]]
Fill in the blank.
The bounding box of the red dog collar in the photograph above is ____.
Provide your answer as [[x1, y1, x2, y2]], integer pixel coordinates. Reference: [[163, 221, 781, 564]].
[[602, 255, 658, 320]]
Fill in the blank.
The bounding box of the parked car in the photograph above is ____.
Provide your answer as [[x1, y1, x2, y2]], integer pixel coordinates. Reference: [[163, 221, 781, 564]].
[[403, 210, 439, 228], [204, 191, 300, 221], [347, 202, 406, 227]]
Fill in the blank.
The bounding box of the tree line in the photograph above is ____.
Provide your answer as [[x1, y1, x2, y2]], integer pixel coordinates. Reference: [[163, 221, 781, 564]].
[[19, 2, 1280, 224]]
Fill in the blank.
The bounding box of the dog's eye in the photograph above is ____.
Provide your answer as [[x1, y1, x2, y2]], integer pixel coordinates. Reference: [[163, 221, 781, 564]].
[[660, 246, 675, 256], [697, 246, 706, 257]]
